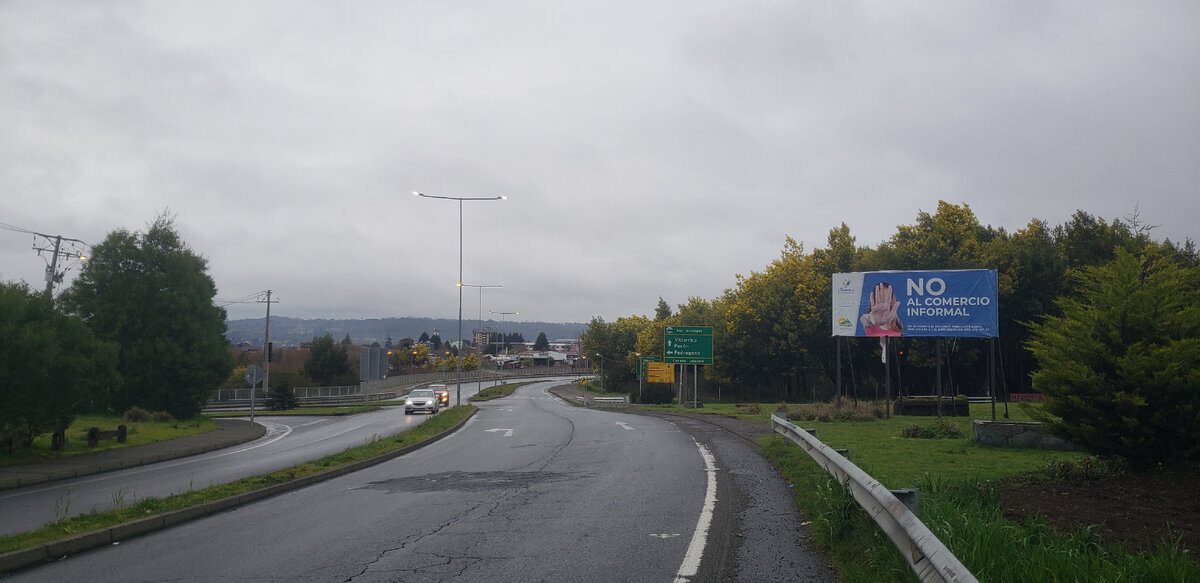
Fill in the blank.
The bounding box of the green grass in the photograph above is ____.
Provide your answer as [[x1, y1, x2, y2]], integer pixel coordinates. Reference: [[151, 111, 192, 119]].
[[469, 382, 535, 401], [0, 405, 475, 555], [750, 401, 1199, 582], [0, 415, 220, 468]]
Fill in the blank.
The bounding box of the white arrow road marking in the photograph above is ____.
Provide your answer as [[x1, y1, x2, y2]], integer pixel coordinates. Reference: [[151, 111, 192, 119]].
[[615, 422, 635, 431], [650, 533, 680, 539], [486, 428, 514, 437]]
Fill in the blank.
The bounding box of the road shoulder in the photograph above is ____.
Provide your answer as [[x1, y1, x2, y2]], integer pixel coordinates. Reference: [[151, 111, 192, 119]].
[[635, 410, 839, 583]]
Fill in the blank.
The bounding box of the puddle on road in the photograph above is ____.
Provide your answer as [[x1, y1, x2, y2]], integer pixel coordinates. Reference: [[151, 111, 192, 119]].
[[357, 471, 577, 493]]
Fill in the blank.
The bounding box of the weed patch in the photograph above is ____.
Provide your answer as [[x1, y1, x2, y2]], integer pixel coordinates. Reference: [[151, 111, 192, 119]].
[[899, 419, 965, 439]]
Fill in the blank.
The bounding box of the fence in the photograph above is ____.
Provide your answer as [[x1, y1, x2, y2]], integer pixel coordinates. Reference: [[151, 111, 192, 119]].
[[770, 413, 978, 583], [210, 368, 585, 403]]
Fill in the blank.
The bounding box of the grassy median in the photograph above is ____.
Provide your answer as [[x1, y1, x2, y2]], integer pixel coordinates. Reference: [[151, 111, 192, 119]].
[[468, 381, 536, 401], [0, 405, 475, 555], [0, 415, 220, 468]]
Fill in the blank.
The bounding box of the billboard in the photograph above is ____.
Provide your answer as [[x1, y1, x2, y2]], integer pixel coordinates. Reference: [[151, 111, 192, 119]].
[[832, 270, 998, 338]]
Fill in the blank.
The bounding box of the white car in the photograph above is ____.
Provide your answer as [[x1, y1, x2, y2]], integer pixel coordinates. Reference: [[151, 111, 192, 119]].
[[404, 388, 441, 415]]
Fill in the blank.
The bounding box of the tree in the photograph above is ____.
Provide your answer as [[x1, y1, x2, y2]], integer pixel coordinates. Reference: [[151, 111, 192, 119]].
[[341, 334, 353, 345], [655, 297, 672, 321], [534, 332, 550, 351], [720, 237, 823, 400], [302, 333, 353, 386], [418, 331, 430, 344], [1, 282, 119, 450], [59, 214, 233, 419], [582, 315, 649, 392], [406, 344, 431, 368], [1027, 248, 1200, 469]]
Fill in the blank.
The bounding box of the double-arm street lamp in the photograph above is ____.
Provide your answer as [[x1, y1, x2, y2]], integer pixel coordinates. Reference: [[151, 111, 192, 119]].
[[461, 283, 502, 395], [490, 310, 519, 358], [414, 191, 506, 406]]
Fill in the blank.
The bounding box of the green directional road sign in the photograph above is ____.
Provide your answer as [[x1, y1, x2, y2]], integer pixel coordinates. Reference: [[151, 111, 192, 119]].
[[664, 326, 713, 365], [637, 355, 660, 380]]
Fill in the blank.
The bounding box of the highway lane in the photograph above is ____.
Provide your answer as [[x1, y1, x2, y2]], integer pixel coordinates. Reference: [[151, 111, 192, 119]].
[[0, 386, 487, 537], [9, 381, 719, 582]]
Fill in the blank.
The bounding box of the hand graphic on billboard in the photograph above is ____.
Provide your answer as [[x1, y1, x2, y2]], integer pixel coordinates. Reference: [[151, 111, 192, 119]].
[[861, 281, 903, 337]]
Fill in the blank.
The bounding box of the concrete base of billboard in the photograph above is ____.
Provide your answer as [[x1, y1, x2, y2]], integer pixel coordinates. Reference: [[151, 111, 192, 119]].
[[973, 420, 1081, 451]]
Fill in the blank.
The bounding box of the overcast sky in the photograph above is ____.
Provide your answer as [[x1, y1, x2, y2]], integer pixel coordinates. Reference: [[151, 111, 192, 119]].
[[3, 1, 1197, 325]]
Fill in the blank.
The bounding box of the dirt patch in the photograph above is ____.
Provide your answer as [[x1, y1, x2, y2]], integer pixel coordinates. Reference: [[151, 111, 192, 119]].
[[996, 470, 1200, 553]]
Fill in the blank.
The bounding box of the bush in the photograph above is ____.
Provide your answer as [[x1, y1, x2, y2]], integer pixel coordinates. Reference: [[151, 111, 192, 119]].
[[267, 380, 298, 411], [736, 403, 762, 415], [900, 419, 965, 439], [151, 411, 173, 423], [639, 384, 674, 404], [124, 407, 150, 422], [1028, 249, 1200, 470]]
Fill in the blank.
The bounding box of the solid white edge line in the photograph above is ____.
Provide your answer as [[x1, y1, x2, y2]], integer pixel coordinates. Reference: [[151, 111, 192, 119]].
[[675, 439, 718, 582]]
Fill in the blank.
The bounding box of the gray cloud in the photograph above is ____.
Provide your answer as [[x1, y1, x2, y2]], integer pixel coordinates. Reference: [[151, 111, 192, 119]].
[[3, 0, 1196, 325]]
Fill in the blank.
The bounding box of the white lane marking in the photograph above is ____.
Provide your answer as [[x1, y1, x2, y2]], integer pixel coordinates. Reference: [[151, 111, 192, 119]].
[[485, 428, 514, 437], [651, 533, 681, 539], [616, 422, 635, 431], [674, 440, 718, 583]]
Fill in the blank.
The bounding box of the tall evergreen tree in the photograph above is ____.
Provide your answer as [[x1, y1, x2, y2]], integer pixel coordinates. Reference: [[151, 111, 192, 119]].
[[1028, 248, 1200, 469], [654, 297, 672, 321], [59, 214, 232, 419]]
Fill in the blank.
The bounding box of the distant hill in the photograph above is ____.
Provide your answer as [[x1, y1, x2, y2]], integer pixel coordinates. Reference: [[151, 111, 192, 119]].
[[225, 316, 589, 347]]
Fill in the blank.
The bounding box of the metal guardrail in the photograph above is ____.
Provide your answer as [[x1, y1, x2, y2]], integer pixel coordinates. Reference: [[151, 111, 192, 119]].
[[591, 396, 629, 408], [770, 413, 979, 583]]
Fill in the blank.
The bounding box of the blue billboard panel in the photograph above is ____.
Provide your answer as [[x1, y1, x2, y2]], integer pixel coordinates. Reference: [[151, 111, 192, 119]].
[[832, 270, 999, 338]]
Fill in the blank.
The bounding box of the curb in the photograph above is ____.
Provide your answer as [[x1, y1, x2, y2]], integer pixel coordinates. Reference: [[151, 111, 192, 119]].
[[0, 409, 477, 575]]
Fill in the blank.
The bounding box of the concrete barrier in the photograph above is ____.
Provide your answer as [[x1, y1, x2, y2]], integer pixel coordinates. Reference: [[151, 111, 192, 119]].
[[973, 420, 1080, 451]]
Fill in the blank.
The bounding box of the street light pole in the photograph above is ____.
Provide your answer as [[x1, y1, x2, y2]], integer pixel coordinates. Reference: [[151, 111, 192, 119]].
[[490, 310, 519, 384], [414, 191, 506, 406], [462, 283, 501, 397]]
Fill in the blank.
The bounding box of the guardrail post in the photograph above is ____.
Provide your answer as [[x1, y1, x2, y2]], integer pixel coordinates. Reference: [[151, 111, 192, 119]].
[[770, 413, 978, 583], [891, 487, 919, 516], [835, 448, 852, 461]]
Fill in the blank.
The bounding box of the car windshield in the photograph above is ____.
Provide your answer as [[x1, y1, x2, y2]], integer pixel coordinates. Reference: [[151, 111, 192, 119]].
[[410, 390, 434, 398]]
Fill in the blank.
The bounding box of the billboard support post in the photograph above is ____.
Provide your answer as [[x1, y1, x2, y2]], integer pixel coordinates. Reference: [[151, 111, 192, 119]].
[[883, 336, 891, 419], [836, 337, 842, 408]]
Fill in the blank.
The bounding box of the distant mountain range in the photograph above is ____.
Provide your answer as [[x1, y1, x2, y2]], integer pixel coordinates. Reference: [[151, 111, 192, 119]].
[[224, 316, 589, 347]]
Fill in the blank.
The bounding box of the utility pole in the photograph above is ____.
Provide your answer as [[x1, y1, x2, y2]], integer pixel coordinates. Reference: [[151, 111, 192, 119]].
[[255, 290, 278, 422], [31, 232, 87, 294]]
